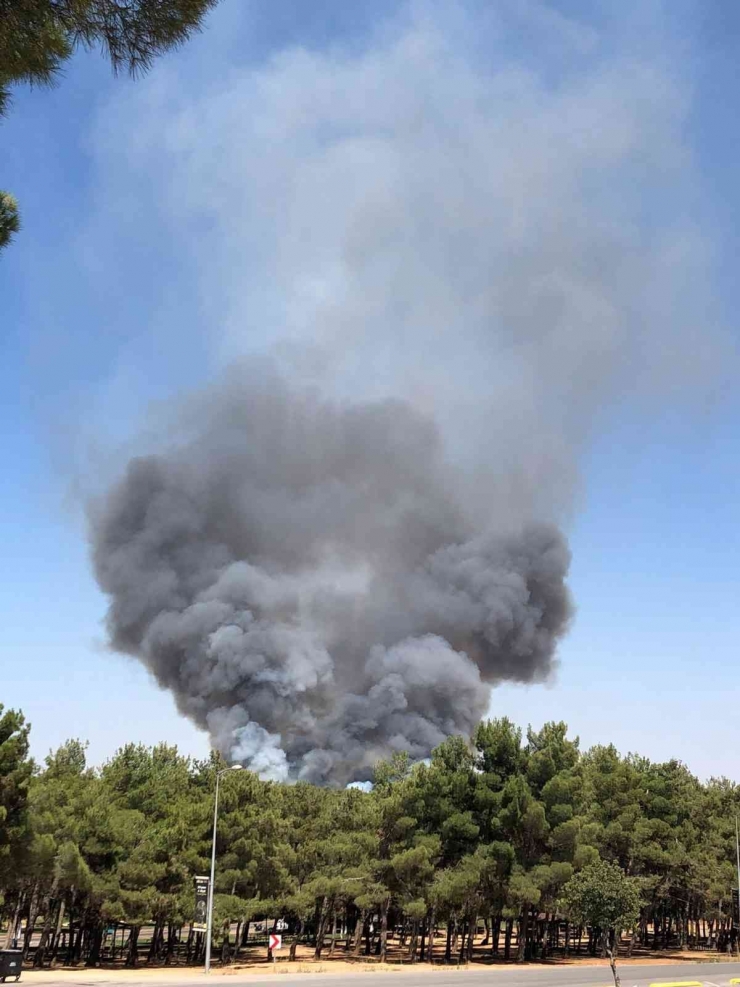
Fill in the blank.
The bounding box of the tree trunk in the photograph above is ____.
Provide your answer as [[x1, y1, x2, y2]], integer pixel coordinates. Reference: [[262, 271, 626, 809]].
[[33, 907, 52, 968], [428, 910, 436, 964], [445, 920, 453, 963], [458, 918, 467, 964], [379, 897, 389, 963], [517, 909, 528, 962], [504, 917, 513, 960], [221, 923, 231, 965], [466, 912, 476, 962], [49, 898, 66, 966], [34, 893, 59, 968], [352, 911, 367, 957], [605, 933, 621, 987], [289, 919, 303, 961], [165, 924, 176, 965], [409, 919, 419, 963], [55, 928, 67, 967], [3, 893, 23, 949], [148, 920, 161, 964], [314, 897, 329, 960], [22, 883, 40, 960], [126, 926, 141, 968], [492, 915, 501, 956], [86, 923, 104, 968], [68, 922, 82, 964], [627, 922, 638, 958]]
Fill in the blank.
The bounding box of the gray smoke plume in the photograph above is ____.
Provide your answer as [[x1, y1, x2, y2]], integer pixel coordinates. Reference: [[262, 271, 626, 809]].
[[84, 3, 726, 783], [90, 366, 572, 783]]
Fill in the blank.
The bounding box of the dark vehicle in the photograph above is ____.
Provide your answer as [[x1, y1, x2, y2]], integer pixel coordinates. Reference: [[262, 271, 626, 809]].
[[0, 950, 21, 982]]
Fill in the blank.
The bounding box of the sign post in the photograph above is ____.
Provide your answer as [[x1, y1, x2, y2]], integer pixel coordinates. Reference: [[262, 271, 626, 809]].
[[268, 933, 282, 962], [194, 875, 209, 933]]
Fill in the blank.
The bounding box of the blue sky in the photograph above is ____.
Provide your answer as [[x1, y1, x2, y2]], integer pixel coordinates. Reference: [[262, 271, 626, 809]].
[[1, 0, 739, 777]]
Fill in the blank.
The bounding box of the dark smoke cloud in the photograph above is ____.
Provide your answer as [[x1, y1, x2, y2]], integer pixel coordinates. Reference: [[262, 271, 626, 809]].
[[84, 3, 722, 783], [90, 366, 572, 783]]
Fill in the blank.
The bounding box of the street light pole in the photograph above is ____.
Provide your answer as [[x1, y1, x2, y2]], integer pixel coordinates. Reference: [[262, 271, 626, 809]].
[[205, 765, 243, 974]]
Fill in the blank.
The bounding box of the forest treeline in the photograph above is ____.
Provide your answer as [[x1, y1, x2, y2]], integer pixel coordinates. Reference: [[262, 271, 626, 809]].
[[1, 702, 739, 968]]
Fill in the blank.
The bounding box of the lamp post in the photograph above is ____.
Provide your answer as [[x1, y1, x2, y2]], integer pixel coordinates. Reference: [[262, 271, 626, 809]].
[[205, 764, 243, 973]]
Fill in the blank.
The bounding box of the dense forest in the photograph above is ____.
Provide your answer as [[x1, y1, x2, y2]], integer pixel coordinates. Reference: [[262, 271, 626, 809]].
[[1, 702, 739, 968]]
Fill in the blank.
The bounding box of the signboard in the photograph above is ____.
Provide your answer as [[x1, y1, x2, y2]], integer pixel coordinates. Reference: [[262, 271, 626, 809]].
[[269, 934, 282, 951], [194, 875, 210, 932]]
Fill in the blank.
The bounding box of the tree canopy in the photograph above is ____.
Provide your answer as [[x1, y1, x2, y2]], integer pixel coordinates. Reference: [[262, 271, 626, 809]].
[[0, 0, 221, 251], [2, 709, 739, 967]]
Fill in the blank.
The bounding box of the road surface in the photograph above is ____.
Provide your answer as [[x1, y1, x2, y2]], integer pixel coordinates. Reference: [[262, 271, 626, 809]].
[[22, 960, 740, 987]]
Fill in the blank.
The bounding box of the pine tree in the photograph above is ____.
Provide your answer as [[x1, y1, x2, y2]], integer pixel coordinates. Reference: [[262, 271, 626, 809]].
[[0, 0, 221, 252]]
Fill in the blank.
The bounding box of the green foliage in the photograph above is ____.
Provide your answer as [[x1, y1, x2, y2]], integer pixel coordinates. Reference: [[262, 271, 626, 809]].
[[0, 0, 220, 103], [1, 708, 740, 967], [560, 860, 641, 938], [0, 191, 20, 250], [0, 0, 221, 252], [475, 717, 523, 785], [0, 704, 33, 884]]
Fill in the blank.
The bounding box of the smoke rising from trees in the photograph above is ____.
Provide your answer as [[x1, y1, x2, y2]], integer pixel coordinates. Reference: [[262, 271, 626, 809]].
[[90, 369, 572, 783], [87, 4, 727, 782]]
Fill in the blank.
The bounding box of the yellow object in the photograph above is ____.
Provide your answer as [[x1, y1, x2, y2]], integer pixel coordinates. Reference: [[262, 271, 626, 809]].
[[648, 982, 702, 987]]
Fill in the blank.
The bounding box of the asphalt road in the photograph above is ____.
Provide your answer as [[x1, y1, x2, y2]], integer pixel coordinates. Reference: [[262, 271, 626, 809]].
[[223, 961, 740, 987], [28, 961, 740, 987]]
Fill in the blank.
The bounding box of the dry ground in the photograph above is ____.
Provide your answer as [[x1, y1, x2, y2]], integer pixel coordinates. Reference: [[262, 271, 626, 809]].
[[21, 945, 740, 982]]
